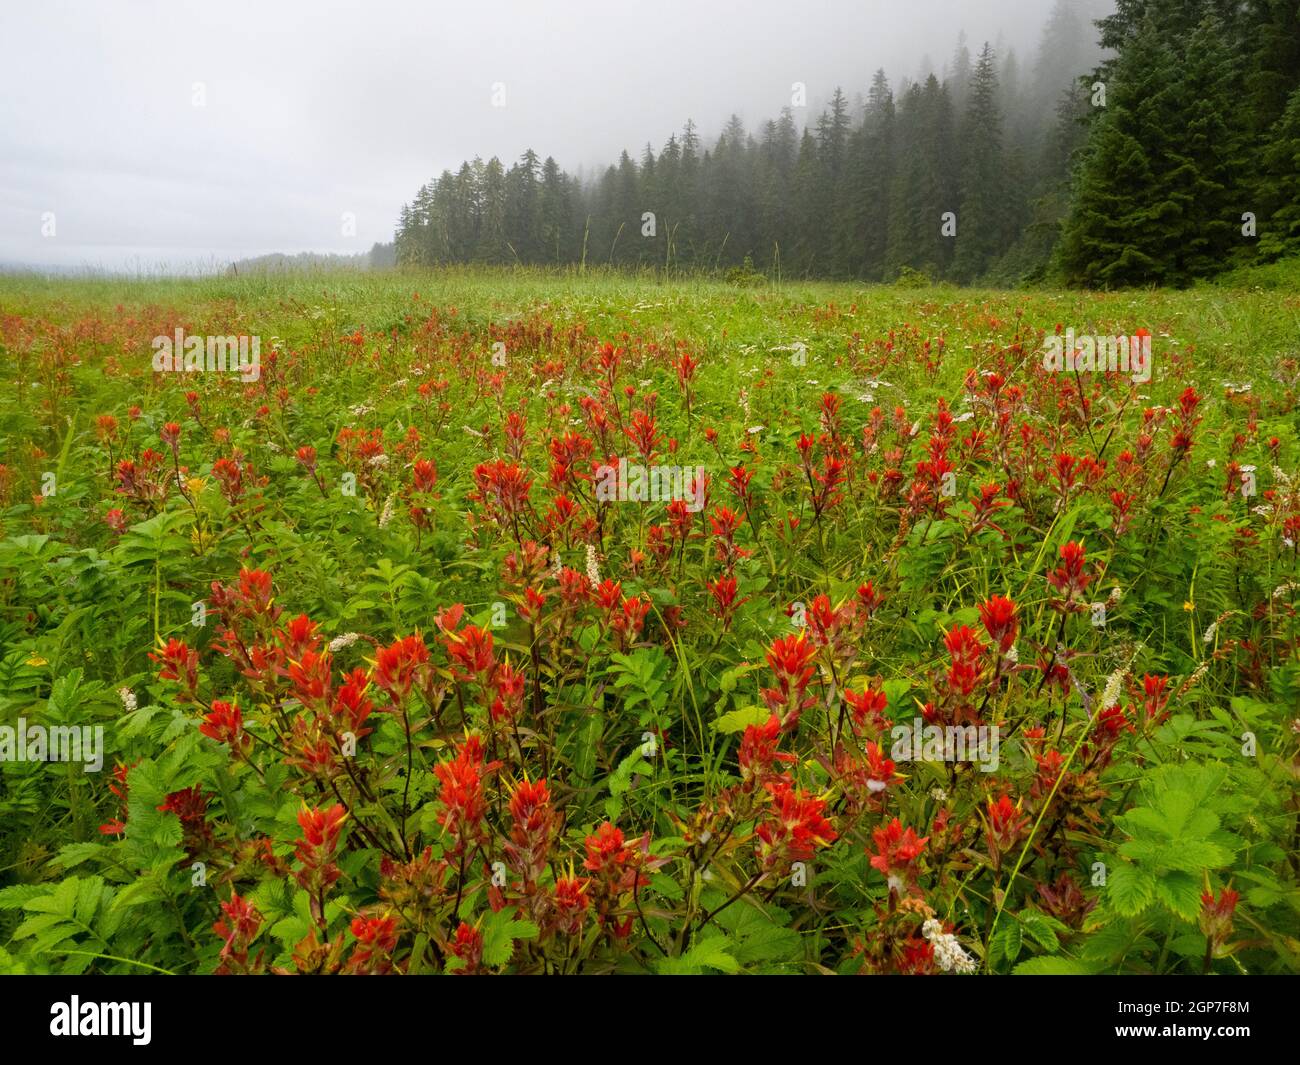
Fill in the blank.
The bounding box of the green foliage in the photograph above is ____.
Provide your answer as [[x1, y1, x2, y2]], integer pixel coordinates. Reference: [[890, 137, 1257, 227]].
[[1, 268, 1297, 978]]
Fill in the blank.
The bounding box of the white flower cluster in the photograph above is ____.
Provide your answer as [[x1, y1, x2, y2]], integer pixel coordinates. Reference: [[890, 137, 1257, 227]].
[[921, 918, 977, 974], [585, 543, 601, 588], [1182, 660, 1210, 694], [1100, 668, 1127, 710], [328, 632, 361, 652], [118, 687, 137, 712]]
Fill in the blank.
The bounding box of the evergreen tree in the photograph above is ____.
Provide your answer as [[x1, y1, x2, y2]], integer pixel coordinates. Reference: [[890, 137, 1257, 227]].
[[1058, 19, 1180, 285], [952, 44, 1007, 282], [1258, 83, 1300, 260], [844, 70, 895, 279]]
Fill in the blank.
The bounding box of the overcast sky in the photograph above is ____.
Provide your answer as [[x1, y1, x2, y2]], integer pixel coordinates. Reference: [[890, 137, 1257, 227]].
[[1, 0, 1075, 270]]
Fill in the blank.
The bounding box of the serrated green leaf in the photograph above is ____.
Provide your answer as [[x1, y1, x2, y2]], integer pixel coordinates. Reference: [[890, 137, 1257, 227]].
[[481, 908, 539, 968], [655, 935, 740, 974], [1019, 911, 1059, 952], [1153, 871, 1203, 921], [1108, 863, 1157, 917]]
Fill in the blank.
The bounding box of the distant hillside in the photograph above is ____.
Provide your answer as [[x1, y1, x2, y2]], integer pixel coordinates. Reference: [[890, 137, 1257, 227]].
[[226, 242, 395, 275]]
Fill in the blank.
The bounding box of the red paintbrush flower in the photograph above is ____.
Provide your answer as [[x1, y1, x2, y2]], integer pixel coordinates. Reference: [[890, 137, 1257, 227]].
[[199, 699, 248, 753], [450, 922, 483, 974], [444, 624, 495, 684], [435, 734, 498, 854], [977, 594, 1018, 654], [762, 633, 819, 731], [150, 638, 200, 700], [373, 634, 430, 703], [754, 778, 838, 868], [738, 713, 797, 786], [505, 776, 554, 886], [983, 794, 1028, 869], [868, 817, 929, 894], [213, 890, 264, 974]]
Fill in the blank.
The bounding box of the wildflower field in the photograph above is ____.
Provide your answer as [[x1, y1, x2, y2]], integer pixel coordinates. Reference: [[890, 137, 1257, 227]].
[[1, 269, 1298, 976]]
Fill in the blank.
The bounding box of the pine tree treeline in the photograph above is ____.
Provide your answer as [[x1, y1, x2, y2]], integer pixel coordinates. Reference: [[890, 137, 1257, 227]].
[[394, 0, 1300, 287], [1058, 0, 1300, 286]]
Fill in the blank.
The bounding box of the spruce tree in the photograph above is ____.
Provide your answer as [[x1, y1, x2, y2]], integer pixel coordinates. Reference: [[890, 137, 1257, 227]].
[[1057, 19, 1180, 286], [952, 43, 1006, 282], [1258, 84, 1300, 260]]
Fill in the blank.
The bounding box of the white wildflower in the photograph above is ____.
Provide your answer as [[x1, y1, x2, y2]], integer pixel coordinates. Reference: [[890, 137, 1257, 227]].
[[368, 453, 389, 469], [329, 632, 361, 652], [922, 918, 977, 974], [378, 491, 396, 528], [1100, 668, 1126, 710], [930, 787, 948, 802], [585, 543, 601, 588], [746, 425, 765, 435], [1003, 644, 1019, 666], [118, 687, 137, 712], [1181, 661, 1210, 695], [1201, 622, 1218, 644]]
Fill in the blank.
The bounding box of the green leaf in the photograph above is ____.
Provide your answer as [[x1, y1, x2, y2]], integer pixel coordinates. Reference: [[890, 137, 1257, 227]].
[[52, 843, 108, 871], [1012, 955, 1092, 975], [989, 921, 1023, 969], [271, 916, 311, 950], [608, 748, 653, 797], [572, 713, 603, 785], [713, 704, 770, 734], [12, 913, 71, 941], [481, 909, 539, 968], [1108, 863, 1157, 917], [0, 885, 48, 910], [73, 876, 104, 926], [1019, 911, 1059, 952], [655, 935, 741, 974], [1153, 871, 1203, 921]]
